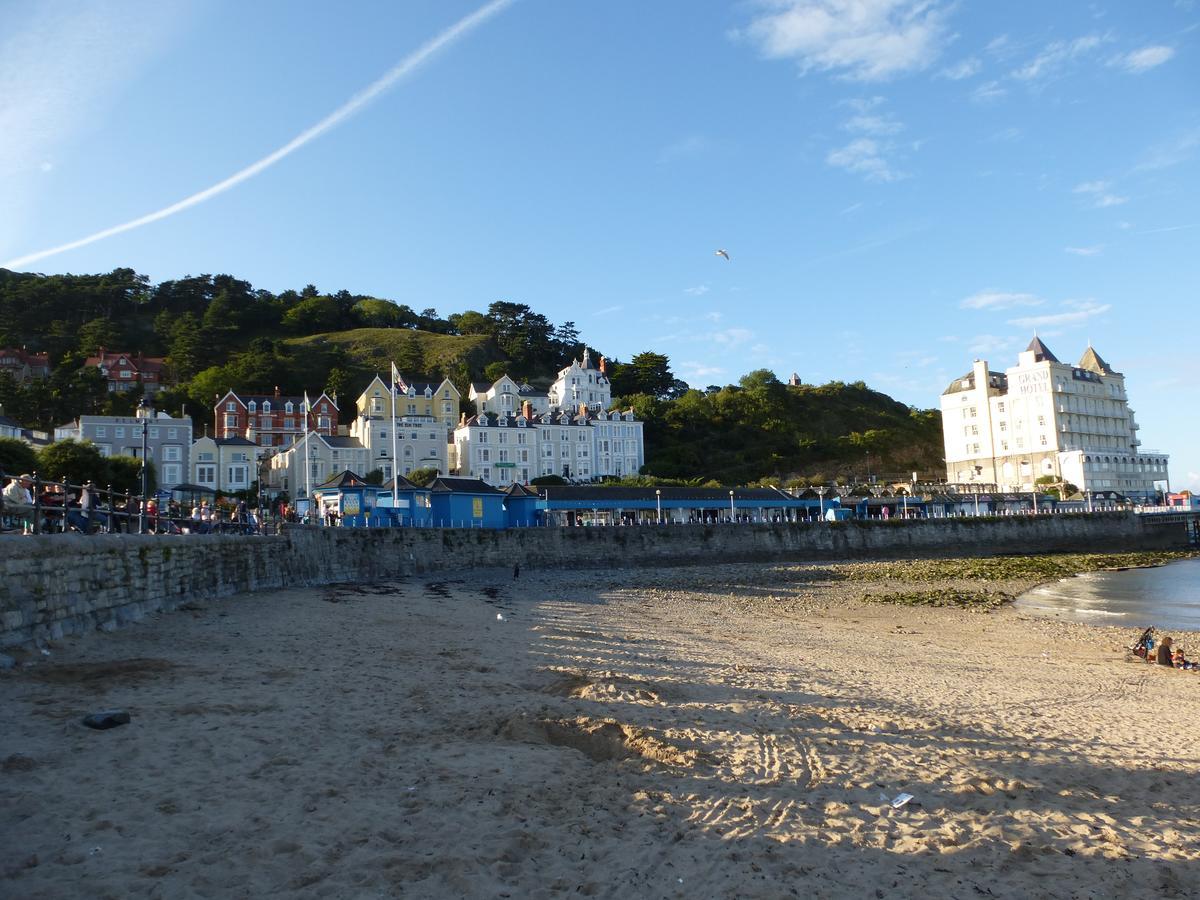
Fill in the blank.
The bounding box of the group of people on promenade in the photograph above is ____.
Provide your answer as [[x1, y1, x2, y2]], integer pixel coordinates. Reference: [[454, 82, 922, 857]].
[[1, 471, 265, 536]]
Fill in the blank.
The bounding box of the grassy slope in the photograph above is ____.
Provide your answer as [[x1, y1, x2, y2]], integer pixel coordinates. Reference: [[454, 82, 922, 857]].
[[284, 329, 493, 373]]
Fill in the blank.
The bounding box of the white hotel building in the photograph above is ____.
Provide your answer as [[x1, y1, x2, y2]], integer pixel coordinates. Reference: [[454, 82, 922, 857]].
[[941, 338, 1169, 499], [454, 351, 646, 487]]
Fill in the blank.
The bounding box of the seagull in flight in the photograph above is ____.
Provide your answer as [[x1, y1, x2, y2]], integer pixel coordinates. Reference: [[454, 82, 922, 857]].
[[714, 249, 730, 261]]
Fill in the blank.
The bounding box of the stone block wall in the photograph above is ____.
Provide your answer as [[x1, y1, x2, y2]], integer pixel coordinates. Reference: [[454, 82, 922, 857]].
[[0, 514, 1185, 648]]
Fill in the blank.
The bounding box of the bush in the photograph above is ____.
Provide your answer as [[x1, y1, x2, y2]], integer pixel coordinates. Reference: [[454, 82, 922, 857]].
[[0, 437, 37, 479]]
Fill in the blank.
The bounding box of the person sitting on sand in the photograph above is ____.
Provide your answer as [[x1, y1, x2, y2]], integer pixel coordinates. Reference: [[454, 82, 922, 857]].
[[1171, 647, 1196, 671], [1156, 636, 1175, 667]]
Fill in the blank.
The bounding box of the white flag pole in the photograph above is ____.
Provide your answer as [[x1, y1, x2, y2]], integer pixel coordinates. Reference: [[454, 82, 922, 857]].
[[303, 391, 313, 520], [390, 363, 400, 515]]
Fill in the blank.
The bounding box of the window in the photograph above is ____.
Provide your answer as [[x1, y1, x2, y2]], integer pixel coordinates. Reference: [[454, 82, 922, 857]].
[[999, 421, 1007, 432], [263, 401, 271, 413], [168, 428, 177, 439], [95, 426, 107, 437], [285, 402, 294, 413], [997, 402, 1005, 413], [120, 370, 132, 379], [969, 407, 977, 418], [1039, 435, 1047, 446], [479, 432, 488, 443], [115, 427, 126, 438], [163, 446, 181, 462], [248, 401, 257, 412], [196, 465, 216, 484], [162, 464, 181, 485], [480, 449, 490, 461], [284, 418, 294, 430], [499, 432, 508, 444], [227, 402, 235, 412], [1037, 415, 1045, 426]]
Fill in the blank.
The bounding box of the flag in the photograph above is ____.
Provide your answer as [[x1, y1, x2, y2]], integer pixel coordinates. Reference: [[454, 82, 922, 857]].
[[303, 391, 312, 429], [391, 362, 407, 395]]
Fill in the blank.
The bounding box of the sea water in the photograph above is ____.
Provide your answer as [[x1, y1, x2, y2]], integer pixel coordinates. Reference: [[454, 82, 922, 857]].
[[1014, 557, 1200, 632]]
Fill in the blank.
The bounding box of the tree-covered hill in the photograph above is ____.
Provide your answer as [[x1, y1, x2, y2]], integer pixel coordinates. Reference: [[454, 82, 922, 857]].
[[0, 267, 945, 484]]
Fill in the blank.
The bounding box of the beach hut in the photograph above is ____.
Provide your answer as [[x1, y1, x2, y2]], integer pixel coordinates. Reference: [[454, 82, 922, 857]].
[[428, 476, 506, 528], [311, 470, 374, 526], [377, 476, 433, 526], [503, 483, 542, 527]]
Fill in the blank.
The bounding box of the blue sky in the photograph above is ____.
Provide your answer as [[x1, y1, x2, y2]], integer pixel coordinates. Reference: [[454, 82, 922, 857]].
[[2, 0, 1198, 489]]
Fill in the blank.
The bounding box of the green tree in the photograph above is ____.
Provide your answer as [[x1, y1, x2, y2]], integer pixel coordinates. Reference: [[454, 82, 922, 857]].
[[37, 440, 108, 485], [77, 316, 120, 354], [282, 296, 340, 333], [0, 437, 38, 477], [107, 455, 157, 496], [406, 467, 438, 486], [363, 468, 385, 485], [483, 361, 510, 384], [610, 352, 675, 399], [167, 312, 204, 379]]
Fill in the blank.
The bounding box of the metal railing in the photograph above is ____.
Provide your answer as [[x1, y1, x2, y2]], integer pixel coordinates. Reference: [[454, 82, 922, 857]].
[[0, 471, 271, 536]]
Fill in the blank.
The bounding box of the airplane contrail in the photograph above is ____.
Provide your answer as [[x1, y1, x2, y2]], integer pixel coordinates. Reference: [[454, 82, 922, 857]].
[[2, 0, 515, 271]]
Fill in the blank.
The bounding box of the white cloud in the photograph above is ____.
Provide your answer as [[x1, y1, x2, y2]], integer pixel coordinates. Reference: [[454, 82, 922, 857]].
[[840, 201, 864, 214], [960, 291, 1043, 310], [679, 362, 726, 380], [1073, 180, 1126, 208], [1011, 34, 1106, 81], [1007, 299, 1111, 329], [970, 80, 1007, 102], [1109, 45, 1175, 73], [826, 138, 902, 182], [843, 113, 903, 135], [702, 311, 723, 322], [593, 305, 624, 317], [1135, 127, 1200, 171], [738, 0, 953, 81], [683, 284, 710, 296], [967, 334, 1022, 355], [940, 57, 981, 79], [1064, 245, 1103, 256], [712, 327, 753, 346]]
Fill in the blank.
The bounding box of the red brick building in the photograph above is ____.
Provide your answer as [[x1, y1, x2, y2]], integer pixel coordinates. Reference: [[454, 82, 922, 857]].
[[85, 349, 170, 393], [0, 347, 51, 384], [214, 389, 339, 448]]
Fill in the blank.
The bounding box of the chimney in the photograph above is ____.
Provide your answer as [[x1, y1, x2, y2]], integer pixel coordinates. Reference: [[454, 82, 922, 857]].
[[274, 386, 281, 400], [579, 402, 588, 418], [522, 400, 533, 419], [460, 412, 467, 426], [599, 356, 607, 375]]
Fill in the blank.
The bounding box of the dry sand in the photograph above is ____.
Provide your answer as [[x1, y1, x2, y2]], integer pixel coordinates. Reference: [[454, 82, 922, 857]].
[[2, 561, 1199, 899]]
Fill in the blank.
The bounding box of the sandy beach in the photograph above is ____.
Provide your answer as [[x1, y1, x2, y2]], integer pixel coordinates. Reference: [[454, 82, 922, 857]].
[[3, 560, 1199, 899]]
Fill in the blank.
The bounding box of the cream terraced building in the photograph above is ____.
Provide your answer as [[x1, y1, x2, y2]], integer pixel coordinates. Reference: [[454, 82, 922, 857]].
[[940, 337, 1169, 500]]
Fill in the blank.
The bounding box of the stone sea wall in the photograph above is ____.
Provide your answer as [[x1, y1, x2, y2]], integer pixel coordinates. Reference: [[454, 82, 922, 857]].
[[0, 513, 1185, 648]]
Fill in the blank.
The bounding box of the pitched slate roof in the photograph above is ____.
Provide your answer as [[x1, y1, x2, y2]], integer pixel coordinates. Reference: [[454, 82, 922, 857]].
[[538, 486, 794, 502], [504, 483, 539, 498], [1077, 345, 1119, 376], [1025, 336, 1059, 363], [316, 469, 369, 489], [429, 476, 503, 495], [380, 475, 426, 492]]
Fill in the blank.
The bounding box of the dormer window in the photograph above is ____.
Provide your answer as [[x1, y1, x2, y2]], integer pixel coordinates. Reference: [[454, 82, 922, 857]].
[[285, 401, 294, 413], [424, 388, 432, 398], [248, 401, 256, 412], [263, 401, 271, 413], [498, 416, 508, 427], [517, 418, 526, 428]]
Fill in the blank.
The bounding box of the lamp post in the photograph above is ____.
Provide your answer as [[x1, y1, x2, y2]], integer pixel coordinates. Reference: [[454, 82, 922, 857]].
[[138, 397, 149, 534], [729, 489, 735, 522], [655, 488, 662, 524], [1087, 489, 1093, 513], [817, 486, 827, 521]]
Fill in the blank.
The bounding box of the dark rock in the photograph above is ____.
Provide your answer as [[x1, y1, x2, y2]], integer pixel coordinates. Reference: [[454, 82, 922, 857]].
[[82, 710, 131, 730], [0, 653, 16, 670]]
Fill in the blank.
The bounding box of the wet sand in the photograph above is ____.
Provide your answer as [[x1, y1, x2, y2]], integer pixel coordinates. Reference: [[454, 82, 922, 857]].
[[2, 562, 1198, 898]]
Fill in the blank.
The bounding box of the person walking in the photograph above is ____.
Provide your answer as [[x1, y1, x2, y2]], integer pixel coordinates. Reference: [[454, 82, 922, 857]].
[[513, 562, 520, 580]]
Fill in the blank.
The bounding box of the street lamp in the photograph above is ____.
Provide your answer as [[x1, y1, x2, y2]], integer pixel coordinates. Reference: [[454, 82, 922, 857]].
[[729, 489, 735, 522], [816, 486, 827, 521], [138, 397, 149, 534], [655, 488, 662, 524]]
